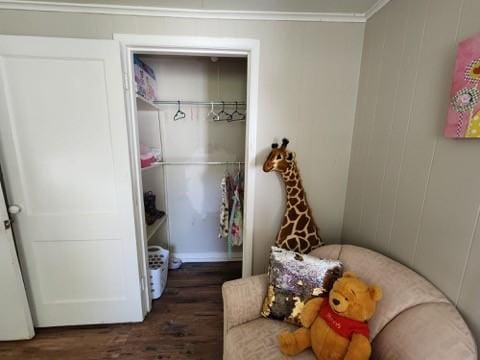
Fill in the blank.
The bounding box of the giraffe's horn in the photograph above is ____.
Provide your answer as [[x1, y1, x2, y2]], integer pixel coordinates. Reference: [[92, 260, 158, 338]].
[[281, 138, 289, 148], [271, 143, 279, 149]]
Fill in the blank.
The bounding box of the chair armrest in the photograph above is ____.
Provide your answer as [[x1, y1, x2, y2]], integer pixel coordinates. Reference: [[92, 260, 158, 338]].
[[373, 302, 477, 360], [222, 274, 268, 336]]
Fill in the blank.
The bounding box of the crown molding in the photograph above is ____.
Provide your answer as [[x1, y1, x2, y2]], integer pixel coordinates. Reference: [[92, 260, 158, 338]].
[[0, 0, 391, 23], [365, 0, 392, 20]]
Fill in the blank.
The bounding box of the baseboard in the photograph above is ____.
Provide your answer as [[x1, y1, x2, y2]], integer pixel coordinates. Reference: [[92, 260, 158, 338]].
[[174, 252, 242, 263]]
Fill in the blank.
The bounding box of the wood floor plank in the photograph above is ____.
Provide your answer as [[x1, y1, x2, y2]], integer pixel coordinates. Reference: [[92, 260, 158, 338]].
[[0, 262, 242, 360]]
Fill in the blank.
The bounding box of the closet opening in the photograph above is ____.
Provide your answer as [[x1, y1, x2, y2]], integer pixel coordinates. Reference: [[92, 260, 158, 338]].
[[117, 35, 259, 315]]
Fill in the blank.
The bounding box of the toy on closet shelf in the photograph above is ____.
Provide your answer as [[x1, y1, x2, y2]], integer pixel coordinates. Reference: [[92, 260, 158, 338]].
[[278, 272, 382, 360], [263, 138, 323, 254]]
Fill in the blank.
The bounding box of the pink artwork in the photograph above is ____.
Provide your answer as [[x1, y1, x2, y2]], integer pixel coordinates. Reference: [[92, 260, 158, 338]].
[[445, 34, 480, 138]]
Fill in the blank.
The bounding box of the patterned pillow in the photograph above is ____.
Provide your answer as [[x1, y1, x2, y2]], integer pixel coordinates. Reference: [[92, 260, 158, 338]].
[[261, 246, 343, 325]]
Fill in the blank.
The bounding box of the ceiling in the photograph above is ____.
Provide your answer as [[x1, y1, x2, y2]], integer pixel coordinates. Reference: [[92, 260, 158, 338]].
[[21, 0, 382, 15]]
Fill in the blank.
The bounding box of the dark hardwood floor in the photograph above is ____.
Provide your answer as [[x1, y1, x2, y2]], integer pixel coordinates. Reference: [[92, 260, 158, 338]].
[[0, 262, 242, 360]]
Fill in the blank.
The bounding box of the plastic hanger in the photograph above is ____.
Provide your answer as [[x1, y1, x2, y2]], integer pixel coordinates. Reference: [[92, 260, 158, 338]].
[[207, 102, 220, 121], [230, 101, 245, 121], [173, 101, 186, 121], [218, 101, 232, 121]]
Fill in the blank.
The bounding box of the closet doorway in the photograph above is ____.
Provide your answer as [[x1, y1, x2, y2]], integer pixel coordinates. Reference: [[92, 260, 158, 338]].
[[116, 35, 259, 314]]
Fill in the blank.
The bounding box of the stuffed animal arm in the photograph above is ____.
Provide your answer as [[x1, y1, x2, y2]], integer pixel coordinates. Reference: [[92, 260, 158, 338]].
[[300, 297, 324, 328]]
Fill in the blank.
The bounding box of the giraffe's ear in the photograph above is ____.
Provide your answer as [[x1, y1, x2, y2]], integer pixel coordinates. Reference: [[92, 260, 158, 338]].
[[287, 152, 296, 161]]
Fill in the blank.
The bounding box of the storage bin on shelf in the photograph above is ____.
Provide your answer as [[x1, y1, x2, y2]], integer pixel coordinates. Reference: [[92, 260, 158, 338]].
[[148, 246, 169, 300], [134, 55, 158, 102]]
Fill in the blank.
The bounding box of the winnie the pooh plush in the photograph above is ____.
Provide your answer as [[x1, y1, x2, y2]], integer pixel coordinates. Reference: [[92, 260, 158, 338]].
[[278, 272, 382, 360]]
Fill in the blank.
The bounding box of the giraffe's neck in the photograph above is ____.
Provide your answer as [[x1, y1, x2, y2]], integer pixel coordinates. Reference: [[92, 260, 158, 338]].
[[280, 162, 305, 203]]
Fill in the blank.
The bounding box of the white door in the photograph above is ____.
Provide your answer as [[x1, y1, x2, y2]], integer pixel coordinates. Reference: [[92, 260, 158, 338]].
[[0, 177, 34, 340], [0, 35, 143, 327]]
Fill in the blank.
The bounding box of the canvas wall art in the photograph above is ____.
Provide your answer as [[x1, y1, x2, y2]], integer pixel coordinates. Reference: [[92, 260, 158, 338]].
[[445, 34, 480, 138]]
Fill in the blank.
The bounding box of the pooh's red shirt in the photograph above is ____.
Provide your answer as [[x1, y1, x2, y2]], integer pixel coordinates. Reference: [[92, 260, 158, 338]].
[[318, 300, 370, 340]]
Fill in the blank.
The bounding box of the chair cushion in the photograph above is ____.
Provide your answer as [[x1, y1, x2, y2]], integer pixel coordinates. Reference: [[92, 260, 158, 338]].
[[224, 318, 315, 360]]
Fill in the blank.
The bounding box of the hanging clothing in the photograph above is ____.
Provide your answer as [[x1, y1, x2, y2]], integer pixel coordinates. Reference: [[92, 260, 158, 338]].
[[228, 188, 243, 246], [218, 177, 229, 240], [219, 168, 244, 257]]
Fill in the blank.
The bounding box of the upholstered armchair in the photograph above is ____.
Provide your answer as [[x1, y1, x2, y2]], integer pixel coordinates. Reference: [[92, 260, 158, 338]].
[[222, 245, 477, 359]]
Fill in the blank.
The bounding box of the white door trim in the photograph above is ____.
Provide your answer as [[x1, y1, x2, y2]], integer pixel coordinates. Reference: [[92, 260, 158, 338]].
[[115, 34, 259, 312]]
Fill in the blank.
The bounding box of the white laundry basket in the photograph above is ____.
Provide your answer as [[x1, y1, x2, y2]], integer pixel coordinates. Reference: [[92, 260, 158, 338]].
[[148, 246, 169, 300]]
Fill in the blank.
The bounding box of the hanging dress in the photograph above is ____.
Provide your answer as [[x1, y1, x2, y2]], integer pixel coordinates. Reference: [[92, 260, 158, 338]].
[[218, 177, 229, 240], [228, 188, 243, 246]]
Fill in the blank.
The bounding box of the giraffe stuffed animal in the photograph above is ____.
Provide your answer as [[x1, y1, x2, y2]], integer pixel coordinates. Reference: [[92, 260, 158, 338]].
[[263, 138, 323, 254]]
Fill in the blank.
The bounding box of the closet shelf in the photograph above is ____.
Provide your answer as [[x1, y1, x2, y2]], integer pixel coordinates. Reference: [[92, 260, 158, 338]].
[[156, 161, 244, 166], [142, 161, 244, 168], [147, 215, 167, 242], [142, 162, 163, 172], [136, 95, 160, 111]]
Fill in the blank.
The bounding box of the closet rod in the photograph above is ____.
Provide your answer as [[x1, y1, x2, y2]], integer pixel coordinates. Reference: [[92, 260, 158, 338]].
[[159, 161, 244, 165], [153, 100, 246, 106]]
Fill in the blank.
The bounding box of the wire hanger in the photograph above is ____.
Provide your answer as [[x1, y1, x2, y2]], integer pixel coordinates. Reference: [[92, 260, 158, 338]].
[[207, 102, 220, 121], [230, 101, 245, 121], [173, 101, 186, 121], [218, 101, 232, 121]]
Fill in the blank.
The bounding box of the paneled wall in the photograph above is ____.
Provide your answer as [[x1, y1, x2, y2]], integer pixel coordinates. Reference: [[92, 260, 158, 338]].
[[0, 9, 364, 274], [343, 0, 480, 343]]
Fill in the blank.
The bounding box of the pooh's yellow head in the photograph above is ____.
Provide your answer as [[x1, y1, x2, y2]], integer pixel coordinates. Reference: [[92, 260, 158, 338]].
[[328, 272, 382, 322]]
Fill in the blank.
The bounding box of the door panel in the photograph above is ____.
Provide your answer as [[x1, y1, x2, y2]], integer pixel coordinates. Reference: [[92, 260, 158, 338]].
[[0, 175, 34, 340], [0, 35, 143, 326], [5, 57, 117, 214]]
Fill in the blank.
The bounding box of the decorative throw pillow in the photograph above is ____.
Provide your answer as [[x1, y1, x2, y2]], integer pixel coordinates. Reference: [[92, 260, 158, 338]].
[[261, 246, 343, 325]]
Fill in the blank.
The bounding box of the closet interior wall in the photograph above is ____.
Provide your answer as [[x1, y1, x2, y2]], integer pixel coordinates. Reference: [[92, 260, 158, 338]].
[[140, 55, 246, 261]]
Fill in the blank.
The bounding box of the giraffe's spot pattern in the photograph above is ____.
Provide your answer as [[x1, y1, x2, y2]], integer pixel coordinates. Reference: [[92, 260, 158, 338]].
[[288, 209, 299, 222], [297, 214, 308, 229], [268, 160, 323, 254], [289, 188, 299, 197], [297, 201, 307, 213], [280, 223, 294, 239]]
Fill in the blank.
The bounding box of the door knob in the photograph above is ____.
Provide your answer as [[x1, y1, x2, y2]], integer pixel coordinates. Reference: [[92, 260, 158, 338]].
[[8, 205, 22, 214]]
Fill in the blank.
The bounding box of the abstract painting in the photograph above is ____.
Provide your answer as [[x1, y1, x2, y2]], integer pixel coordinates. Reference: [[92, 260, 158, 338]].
[[445, 34, 480, 138]]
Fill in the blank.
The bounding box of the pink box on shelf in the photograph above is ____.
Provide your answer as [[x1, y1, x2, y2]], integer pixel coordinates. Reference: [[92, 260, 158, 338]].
[[140, 143, 156, 168], [140, 155, 155, 168], [445, 34, 480, 138]]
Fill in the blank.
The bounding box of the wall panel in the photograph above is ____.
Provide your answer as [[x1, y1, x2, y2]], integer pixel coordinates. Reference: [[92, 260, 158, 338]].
[[344, 0, 480, 344]]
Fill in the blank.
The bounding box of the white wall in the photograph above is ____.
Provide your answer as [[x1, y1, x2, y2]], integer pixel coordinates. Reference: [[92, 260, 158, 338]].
[[343, 0, 480, 344], [142, 55, 245, 260], [0, 9, 364, 274]]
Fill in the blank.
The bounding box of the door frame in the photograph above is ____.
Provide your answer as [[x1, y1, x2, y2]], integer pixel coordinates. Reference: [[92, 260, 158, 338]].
[[115, 34, 259, 313]]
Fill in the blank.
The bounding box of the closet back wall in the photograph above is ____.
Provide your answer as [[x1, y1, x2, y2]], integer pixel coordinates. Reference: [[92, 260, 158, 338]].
[[0, 9, 364, 273], [142, 55, 245, 260]]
